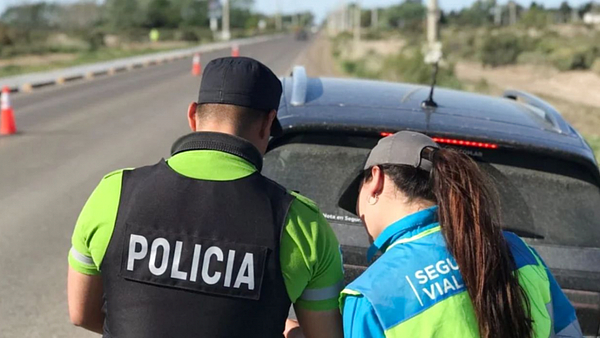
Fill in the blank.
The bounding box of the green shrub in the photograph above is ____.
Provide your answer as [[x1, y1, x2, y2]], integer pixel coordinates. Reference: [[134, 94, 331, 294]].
[[473, 78, 491, 93], [378, 50, 463, 89], [586, 135, 600, 162], [340, 58, 379, 79], [516, 51, 548, 65], [0, 24, 12, 46], [592, 58, 600, 75], [331, 32, 352, 59], [177, 29, 200, 42], [550, 47, 598, 71], [480, 32, 523, 67], [86, 30, 105, 51], [364, 29, 383, 40]]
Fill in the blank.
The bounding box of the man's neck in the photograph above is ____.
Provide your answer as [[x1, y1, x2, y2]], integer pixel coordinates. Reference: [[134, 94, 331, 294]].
[[195, 124, 240, 136], [193, 125, 263, 155]]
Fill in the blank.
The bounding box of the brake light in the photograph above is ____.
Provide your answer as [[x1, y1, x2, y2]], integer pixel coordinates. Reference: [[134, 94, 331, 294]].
[[380, 133, 498, 149], [432, 137, 498, 149]]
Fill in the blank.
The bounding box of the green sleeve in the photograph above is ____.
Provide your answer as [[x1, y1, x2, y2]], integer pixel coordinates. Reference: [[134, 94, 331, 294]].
[[68, 170, 125, 275], [280, 192, 344, 311]]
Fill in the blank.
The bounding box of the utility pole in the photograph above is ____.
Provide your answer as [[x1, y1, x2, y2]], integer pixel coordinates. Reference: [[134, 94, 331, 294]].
[[425, 0, 442, 65], [571, 8, 579, 23], [328, 11, 335, 36], [222, 0, 231, 40], [427, 0, 440, 46], [508, 1, 517, 26], [275, 0, 282, 31], [208, 0, 220, 36], [354, 3, 361, 44], [341, 4, 347, 31], [371, 8, 378, 29], [493, 6, 502, 26], [337, 8, 343, 34]]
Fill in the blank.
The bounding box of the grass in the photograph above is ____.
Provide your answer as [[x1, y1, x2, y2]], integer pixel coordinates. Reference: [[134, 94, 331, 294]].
[[0, 44, 195, 78], [441, 25, 600, 72], [333, 38, 464, 90], [585, 135, 600, 162]]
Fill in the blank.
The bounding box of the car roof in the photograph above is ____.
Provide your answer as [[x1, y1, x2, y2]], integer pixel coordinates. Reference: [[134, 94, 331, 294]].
[[277, 70, 598, 175]]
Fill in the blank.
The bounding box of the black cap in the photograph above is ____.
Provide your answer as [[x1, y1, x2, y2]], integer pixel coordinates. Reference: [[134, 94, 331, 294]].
[[338, 131, 440, 215], [197, 57, 283, 136]]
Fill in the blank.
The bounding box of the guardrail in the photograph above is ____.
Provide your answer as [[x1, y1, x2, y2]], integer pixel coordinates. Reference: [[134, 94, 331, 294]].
[[0, 34, 284, 93]]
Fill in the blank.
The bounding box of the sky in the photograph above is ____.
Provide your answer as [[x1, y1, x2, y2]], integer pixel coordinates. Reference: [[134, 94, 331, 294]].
[[0, 0, 595, 22]]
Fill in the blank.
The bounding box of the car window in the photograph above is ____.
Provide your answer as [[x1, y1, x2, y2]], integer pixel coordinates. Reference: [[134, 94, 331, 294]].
[[263, 134, 600, 248]]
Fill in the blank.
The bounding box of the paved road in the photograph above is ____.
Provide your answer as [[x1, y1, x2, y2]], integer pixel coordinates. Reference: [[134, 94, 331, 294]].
[[0, 35, 310, 337]]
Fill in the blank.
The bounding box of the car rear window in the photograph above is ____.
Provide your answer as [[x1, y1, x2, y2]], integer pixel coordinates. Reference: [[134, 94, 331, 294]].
[[263, 134, 600, 248]]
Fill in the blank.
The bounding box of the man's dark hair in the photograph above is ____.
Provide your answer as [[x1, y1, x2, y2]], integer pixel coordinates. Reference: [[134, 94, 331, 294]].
[[196, 103, 270, 131]]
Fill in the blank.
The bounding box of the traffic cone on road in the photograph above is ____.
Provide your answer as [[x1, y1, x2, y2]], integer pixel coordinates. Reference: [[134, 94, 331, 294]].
[[191, 53, 202, 76], [0, 86, 17, 136], [231, 44, 240, 57]]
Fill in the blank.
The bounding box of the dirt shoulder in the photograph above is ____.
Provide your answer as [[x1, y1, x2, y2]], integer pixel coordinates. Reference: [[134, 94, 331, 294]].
[[455, 62, 600, 110], [296, 34, 346, 78]]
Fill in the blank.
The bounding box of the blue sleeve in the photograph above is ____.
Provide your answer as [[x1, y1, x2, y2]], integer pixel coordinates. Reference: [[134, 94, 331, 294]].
[[530, 248, 582, 336], [342, 295, 385, 338]]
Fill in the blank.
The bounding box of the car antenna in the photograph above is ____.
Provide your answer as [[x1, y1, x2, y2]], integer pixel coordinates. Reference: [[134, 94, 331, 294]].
[[421, 61, 439, 109]]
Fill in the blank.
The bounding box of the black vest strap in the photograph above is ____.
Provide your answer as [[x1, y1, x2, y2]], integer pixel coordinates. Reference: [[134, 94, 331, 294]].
[[171, 132, 263, 171]]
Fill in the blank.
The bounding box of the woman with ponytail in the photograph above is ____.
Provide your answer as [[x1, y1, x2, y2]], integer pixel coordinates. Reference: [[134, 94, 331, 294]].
[[337, 131, 582, 338]]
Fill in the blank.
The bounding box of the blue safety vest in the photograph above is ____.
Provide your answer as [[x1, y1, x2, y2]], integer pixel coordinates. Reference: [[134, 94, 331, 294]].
[[340, 206, 582, 338]]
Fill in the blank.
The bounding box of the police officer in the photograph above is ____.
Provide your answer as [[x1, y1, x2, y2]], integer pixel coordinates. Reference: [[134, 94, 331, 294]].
[[67, 57, 344, 338], [337, 131, 582, 338]]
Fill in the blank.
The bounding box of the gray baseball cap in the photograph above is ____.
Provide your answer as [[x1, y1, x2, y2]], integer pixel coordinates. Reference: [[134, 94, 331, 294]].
[[338, 131, 440, 215]]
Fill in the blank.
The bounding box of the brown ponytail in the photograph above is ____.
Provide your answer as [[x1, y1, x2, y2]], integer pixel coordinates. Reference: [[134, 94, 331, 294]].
[[431, 149, 532, 338], [367, 148, 533, 338]]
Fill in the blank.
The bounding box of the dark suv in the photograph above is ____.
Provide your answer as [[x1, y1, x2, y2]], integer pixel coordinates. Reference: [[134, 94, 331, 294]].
[[264, 67, 600, 337]]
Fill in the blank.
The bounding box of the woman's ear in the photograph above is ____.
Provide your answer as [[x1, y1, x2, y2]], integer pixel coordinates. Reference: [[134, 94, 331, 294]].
[[366, 166, 385, 198], [187, 102, 198, 131]]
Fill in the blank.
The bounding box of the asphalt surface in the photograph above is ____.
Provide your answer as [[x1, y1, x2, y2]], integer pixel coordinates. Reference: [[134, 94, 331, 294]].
[[0, 35, 311, 337]]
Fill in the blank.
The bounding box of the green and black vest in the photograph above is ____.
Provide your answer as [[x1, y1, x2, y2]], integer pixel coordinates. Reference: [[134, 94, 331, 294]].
[[101, 132, 293, 338]]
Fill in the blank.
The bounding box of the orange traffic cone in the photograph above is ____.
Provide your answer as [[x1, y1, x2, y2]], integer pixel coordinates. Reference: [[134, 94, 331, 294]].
[[0, 86, 17, 136], [191, 53, 202, 76], [231, 44, 240, 57]]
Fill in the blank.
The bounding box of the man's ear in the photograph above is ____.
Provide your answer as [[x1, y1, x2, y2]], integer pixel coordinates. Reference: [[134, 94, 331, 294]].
[[188, 102, 198, 132], [259, 109, 277, 139]]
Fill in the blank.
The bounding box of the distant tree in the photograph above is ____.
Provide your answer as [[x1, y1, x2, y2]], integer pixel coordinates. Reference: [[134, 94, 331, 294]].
[[0, 2, 61, 42], [104, 0, 142, 30], [0, 23, 12, 46], [300, 11, 315, 26], [382, 1, 426, 31], [1, 2, 60, 29], [578, 1, 595, 17], [360, 9, 371, 28], [558, 1, 571, 22], [520, 4, 548, 27], [559, 1, 571, 14], [145, 0, 180, 28], [230, 0, 254, 29], [177, 0, 209, 28], [447, 0, 495, 26], [57, 1, 102, 30]]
